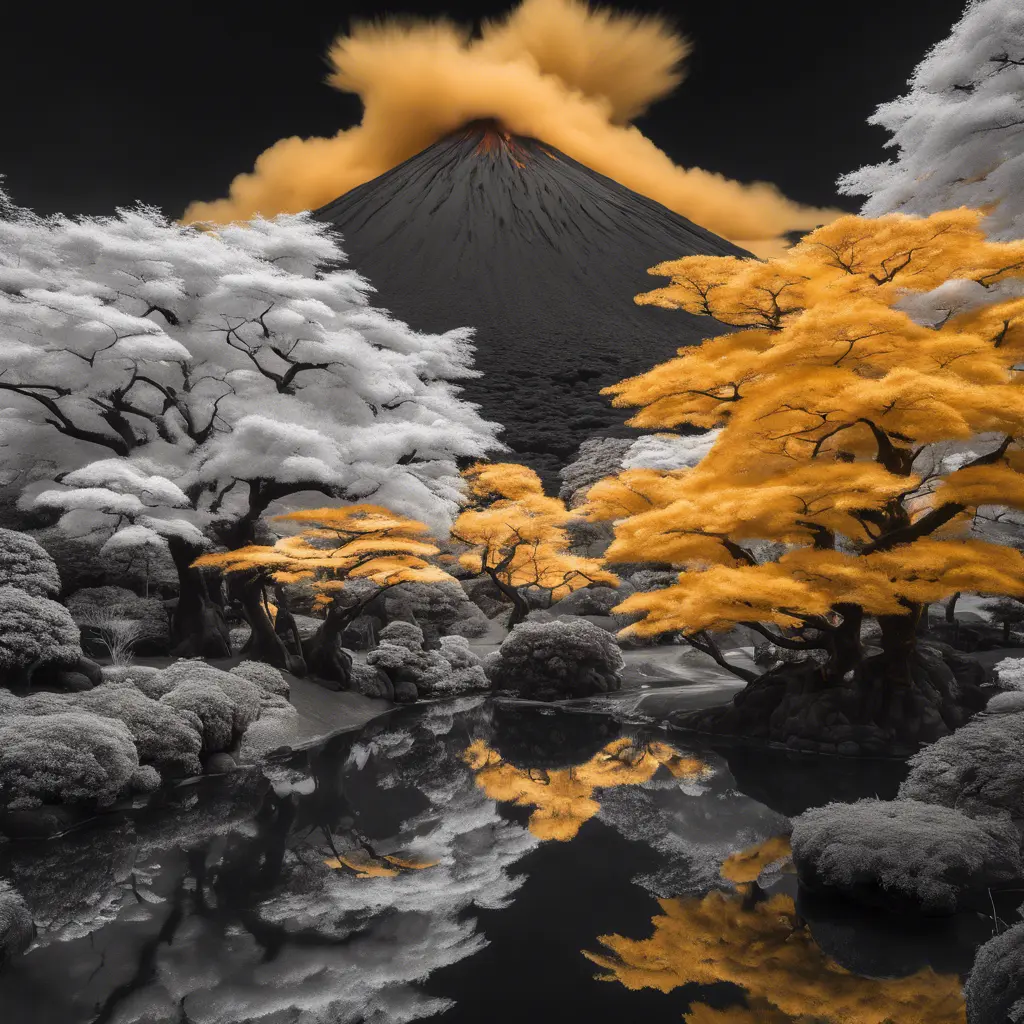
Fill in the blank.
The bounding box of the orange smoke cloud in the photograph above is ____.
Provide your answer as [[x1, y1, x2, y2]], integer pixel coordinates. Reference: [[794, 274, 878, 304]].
[[183, 0, 841, 254]]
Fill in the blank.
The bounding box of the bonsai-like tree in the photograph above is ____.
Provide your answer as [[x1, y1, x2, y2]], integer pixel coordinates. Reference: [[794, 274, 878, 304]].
[[582, 208, 1024, 745], [193, 505, 455, 682], [451, 462, 618, 626], [981, 596, 1024, 645]]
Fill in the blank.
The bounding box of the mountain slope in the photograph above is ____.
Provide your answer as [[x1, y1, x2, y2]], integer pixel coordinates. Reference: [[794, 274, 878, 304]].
[[315, 120, 753, 487]]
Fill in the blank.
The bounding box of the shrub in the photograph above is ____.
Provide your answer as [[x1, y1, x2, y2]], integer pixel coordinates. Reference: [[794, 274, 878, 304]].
[[433, 636, 490, 695], [993, 657, 1024, 691], [29, 526, 177, 595], [0, 712, 139, 809], [486, 618, 624, 700], [965, 919, 1024, 1024], [0, 527, 61, 598], [230, 660, 290, 698], [553, 582, 634, 617], [558, 437, 634, 507], [386, 581, 490, 644], [1, 683, 202, 779], [0, 585, 81, 681], [898, 712, 1024, 818], [67, 586, 170, 658], [377, 621, 426, 652], [161, 683, 236, 754], [348, 661, 395, 700], [0, 880, 33, 965], [791, 798, 1022, 915], [366, 640, 451, 698]]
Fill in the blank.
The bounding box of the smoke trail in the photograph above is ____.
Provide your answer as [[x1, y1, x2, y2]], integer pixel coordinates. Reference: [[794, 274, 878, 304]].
[[183, 0, 840, 253]]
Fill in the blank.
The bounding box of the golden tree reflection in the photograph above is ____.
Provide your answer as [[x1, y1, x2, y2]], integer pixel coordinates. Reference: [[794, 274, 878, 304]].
[[462, 736, 712, 841], [583, 838, 967, 1024]]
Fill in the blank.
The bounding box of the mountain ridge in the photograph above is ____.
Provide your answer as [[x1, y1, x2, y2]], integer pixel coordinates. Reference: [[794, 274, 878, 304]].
[[315, 120, 753, 486]]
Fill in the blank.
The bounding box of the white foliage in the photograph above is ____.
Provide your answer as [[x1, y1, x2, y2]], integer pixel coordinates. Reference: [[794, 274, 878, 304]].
[[0, 200, 503, 566], [837, 0, 1024, 241], [621, 430, 721, 471]]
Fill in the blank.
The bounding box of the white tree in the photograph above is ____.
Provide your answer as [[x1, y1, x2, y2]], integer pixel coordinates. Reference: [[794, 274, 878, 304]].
[[0, 187, 504, 664], [837, 0, 1024, 241]]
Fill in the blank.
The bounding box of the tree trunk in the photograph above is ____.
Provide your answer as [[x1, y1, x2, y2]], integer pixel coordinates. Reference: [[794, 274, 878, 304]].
[[945, 592, 960, 623], [877, 607, 920, 686], [304, 603, 355, 687], [167, 537, 231, 659], [236, 575, 295, 671], [1004, 620, 1012, 645], [486, 570, 530, 627]]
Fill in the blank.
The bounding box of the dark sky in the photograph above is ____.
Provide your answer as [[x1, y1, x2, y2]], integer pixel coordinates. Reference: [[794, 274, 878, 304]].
[[1, 0, 969, 219]]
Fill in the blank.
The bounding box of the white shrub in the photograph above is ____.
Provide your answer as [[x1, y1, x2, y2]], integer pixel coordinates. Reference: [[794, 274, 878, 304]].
[[993, 657, 1024, 691], [965, 919, 1024, 1024], [791, 797, 1022, 914], [0, 712, 139, 809], [230, 660, 290, 698], [0, 585, 81, 677], [487, 618, 624, 700], [161, 683, 236, 754], [0, 528, 62, 598], [1, 683, 202, 779], [898, 712, 1024, 818]]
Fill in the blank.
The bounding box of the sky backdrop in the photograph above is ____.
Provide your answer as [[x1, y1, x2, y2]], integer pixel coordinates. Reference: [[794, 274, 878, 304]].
[[2, 0, 970, 219]]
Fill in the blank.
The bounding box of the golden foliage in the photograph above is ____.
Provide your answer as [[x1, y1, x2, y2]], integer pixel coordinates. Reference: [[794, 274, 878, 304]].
[[452, 462, 618, 599], [192, 504, 454, 603], [719, 836, 793, 884], [324, 850, 440, 878], [583, 837, 966, 1023], [588, 210, 1024, 642], [462, 736, 711, 841]]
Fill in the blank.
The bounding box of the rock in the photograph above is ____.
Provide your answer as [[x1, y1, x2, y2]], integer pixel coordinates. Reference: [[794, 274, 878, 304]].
[[75, 656, 104, 686], [203, 753, 237, 775], [837, 741, 861, 756], [54, 670, 96, 692], [393, 680, 419, 704]]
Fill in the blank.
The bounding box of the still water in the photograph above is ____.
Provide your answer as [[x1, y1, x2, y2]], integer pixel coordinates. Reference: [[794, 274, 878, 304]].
[[0, 696, 1006, 1023]]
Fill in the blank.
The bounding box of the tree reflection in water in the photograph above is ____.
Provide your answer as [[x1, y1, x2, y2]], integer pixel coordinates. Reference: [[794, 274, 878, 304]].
[[583, 837, 968, 1024], [0, 701, 978, 1024]]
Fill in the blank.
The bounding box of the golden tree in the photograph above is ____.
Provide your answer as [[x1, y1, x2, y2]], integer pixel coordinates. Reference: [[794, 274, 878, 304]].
[[193, 504, 453, 680], [583, 838, 966, 1023], [451, 462, 619, 626], [580, 209, 1024, 744]]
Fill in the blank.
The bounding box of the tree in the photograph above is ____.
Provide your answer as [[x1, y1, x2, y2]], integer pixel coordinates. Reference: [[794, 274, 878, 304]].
[[0, 189, 502, 656], [981, 595, 1024, 642], [582, 209, 1024, 746], [193, 505, 455, 681], [837, 0, 1024, 242], [451, 462, 618, 626]]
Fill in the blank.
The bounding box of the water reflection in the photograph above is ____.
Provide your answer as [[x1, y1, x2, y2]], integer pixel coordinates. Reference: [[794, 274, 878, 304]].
[[584, 838, 967, 1023], [0, 699, 975, 1023]]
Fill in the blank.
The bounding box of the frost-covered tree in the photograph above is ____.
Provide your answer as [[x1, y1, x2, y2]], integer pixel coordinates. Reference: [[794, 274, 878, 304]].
[[0, 189, 503, 657], [837, 0, 1024, 241]]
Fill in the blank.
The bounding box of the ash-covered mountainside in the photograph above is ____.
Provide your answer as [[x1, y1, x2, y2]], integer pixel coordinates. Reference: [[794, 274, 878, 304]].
[[315, 120, 753, 487]]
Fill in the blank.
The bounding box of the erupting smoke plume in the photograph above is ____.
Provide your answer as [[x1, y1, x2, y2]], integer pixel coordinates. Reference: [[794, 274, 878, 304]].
[[183, 0, 840, 254]]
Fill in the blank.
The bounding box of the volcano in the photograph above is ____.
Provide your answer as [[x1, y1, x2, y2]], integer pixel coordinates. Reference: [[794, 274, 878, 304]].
[[314, 120, 753, 488]]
